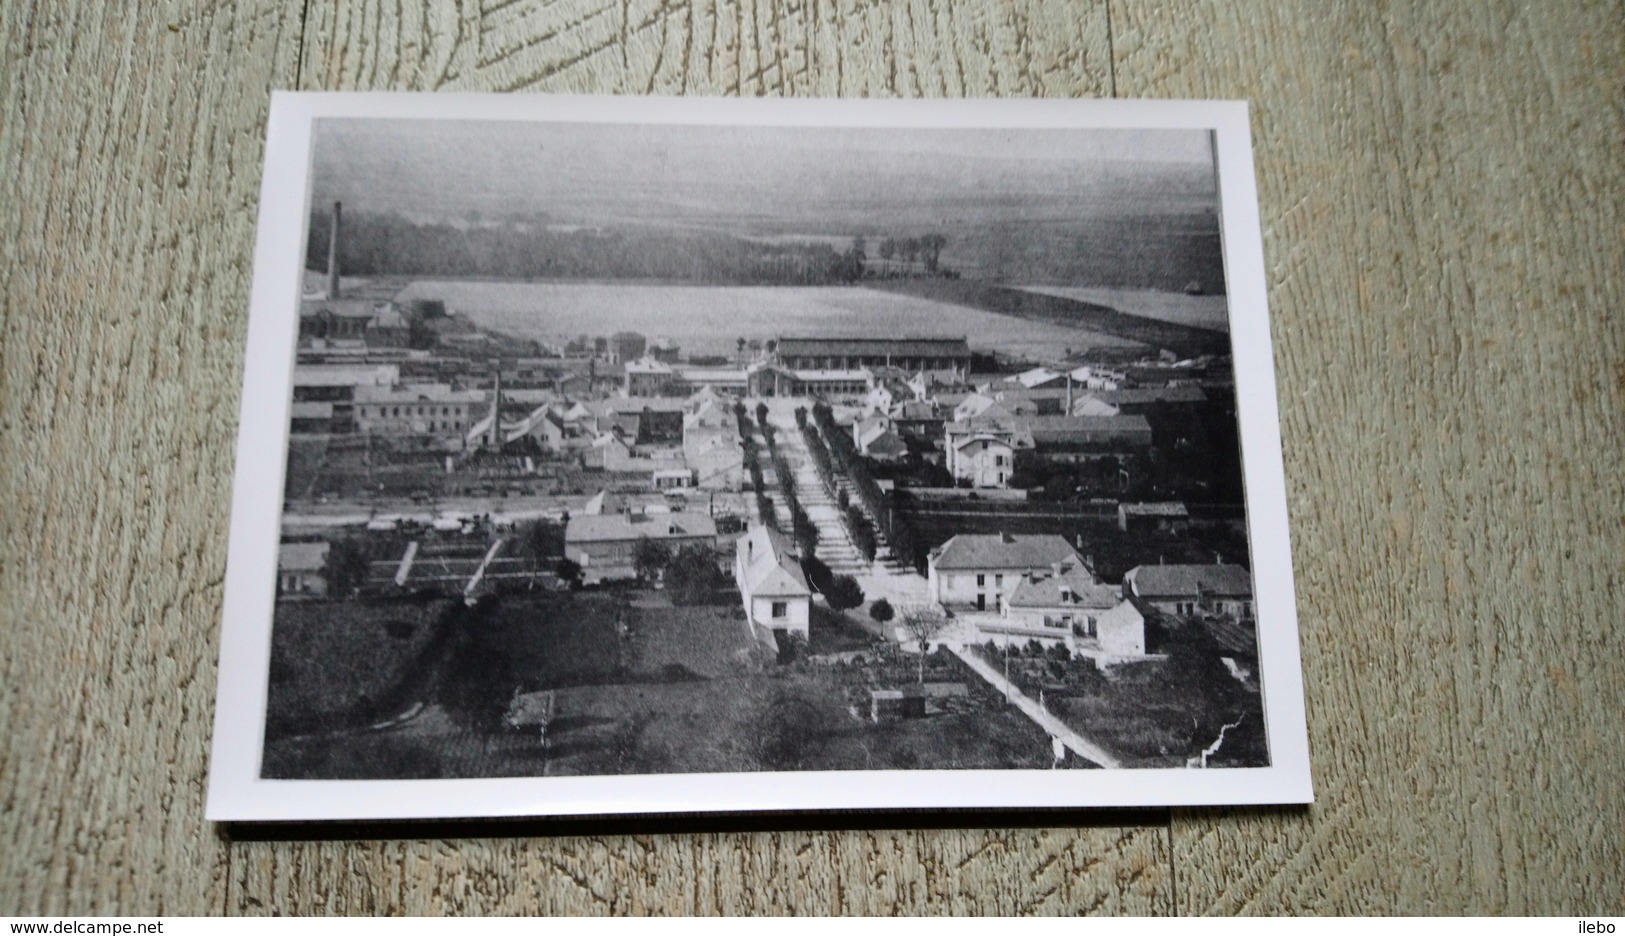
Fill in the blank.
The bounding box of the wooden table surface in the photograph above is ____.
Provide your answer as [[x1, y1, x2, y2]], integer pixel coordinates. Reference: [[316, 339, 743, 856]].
[[3, 0, 1621, 916]]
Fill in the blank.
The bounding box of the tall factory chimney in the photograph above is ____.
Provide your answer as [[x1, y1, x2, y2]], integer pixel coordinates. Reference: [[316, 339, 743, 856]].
[[326, 201, 343, 299]]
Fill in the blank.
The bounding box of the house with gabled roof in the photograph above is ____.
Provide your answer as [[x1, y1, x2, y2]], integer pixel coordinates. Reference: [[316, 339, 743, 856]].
[[565, 512, 719, 584], [734, 523, 811, 637], [1124, 562, 1254, 620], [927, 532, 1085, 610], [999, 559, 1147, 658], [856, 422, 908, 462]]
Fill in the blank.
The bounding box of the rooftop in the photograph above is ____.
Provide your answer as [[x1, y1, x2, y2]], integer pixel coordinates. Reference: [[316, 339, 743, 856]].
[[1121, 502, 1190, 517], [279, 541, 330, 573], [1091, 387, 1209, 406], [930, 533, 1081, 571], [1006, 561, 1120, 611], [1125, 564, 1254, 599], [292, 364, 400, 387], [775, 337, 973, 359], [565, 512, 719, 543], [625, 358, 674, 374], [354, 383, 487, 404], [737, 524, 811, 599]]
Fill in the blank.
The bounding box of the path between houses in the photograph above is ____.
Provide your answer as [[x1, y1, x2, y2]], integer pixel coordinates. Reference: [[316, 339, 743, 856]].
[[945, 643, 1124, 769]]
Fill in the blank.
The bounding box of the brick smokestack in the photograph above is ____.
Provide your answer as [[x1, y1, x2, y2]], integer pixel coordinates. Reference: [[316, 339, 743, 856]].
[[326, 201, 342, 299]]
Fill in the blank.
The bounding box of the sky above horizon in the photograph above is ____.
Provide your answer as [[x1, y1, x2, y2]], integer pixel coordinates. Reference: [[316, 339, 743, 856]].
[[309, 119, 1218, 233]]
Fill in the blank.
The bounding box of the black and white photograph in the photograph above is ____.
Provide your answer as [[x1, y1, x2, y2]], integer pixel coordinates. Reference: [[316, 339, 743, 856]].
[[208, 95, 1310, 820]]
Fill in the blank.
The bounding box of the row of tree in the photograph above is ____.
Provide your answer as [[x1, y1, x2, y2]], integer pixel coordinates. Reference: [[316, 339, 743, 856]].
[[307, 209, 913, 286], [809, 403, 931, 574], [795, 409, 878, 563], [758, 403, 819, 559], [735, 404, 776, 529]]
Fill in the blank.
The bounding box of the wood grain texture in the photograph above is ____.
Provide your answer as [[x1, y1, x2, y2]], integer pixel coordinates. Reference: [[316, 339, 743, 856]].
[[1, 0, 1621, 917], [1110, 0, 1625, 916], [226, 826, 1170, 914], [299, 0, 1112, 97], [0, 0, 306, 916]]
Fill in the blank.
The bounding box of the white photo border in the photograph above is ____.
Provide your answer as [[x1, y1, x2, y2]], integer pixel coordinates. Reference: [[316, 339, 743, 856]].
[[206, 93, 1311, 822]]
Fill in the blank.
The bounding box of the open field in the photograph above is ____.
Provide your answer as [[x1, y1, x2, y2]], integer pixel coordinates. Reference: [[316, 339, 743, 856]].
[[868, 279, 1232, 358], [394, 281, 1141, 361], [1015, 285, 1231, 333], [972, 643, 1267, 769], [264, 590, 1065, 778], [263, 596, 455, 740]]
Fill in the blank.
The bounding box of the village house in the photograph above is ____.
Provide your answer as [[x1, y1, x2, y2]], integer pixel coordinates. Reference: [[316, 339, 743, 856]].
[[583, 431, 687, 474], [504, 404, 569, 451], [943, 411, 1036, 487], [1118, 501, 1191, 534], [588, 398, 686, 445], [683, 401, 745, 491], [856, 422, 908, 462], [624, 357, 677, 397], [298, 298, 381, 342], [989, 385, 1072, 416], [927, 532, 1086, 611], [683, 385, 729, 416], [653, 467, 696, 491], [908, 368, 972, 401], [290, 363, 399, 435], [1068, 364, 1124, 390], [684, 398, 734, 432], [733, 523, 812, 638], [1025, 414, 1154, 456], [888, 399, 946, 443], [949, 432, 1016, 487], [683, 429, 745, 490], [277, 541, 330, 598], [864, 376, 913, 414], [564, 512, 719, 584], [998, 560, 1149, 662], [1124, 563, 1255, 620], [354, 382, 487, 445], [1008, 366, 1069, 391], [364, 305, 410, 347]]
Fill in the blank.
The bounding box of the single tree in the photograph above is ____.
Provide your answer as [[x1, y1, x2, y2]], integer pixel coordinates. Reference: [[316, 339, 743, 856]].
[[323, 538, 368, 597], [919, 233, 948, 273], [665, 545, 723, 605], [632, 536, 670, 587], [823, 574, 865, 614], [869, 597, 895, 623], [555, 557, 583, 590], [897, 606, 951, 683]]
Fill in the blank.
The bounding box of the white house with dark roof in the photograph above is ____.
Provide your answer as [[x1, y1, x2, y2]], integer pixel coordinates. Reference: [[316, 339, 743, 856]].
[[734, 523, 811, 637], [997, 560, 1148, 660], [1124, 563, 1254, 620], [927, 532, 1085, 610]]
